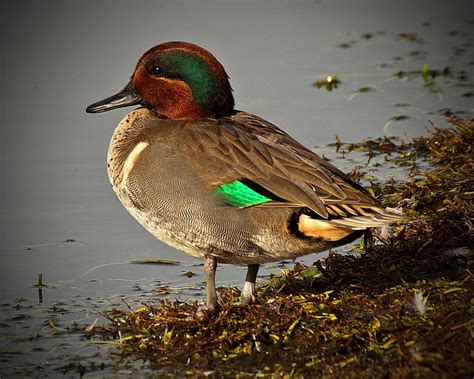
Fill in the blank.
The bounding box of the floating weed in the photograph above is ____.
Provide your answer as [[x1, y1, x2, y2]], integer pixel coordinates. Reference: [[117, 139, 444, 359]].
[[393, 66, 451, 80], [421, 63, 429, 80], [390, 115, 409, 121], [314, 75, 340, 91], [347, 86, 377, 101], [393, 64, 473, 94], [130, 259, 180, 265], [361, 31, 385, 40], [32, 274, 47, 289], [339, 42, 354, 49], [182, 271, 197, 278], [84, 119, 474, 377], [429, 108, 455, 117], [398, 32, 424, 44], [376, 62, 392, 71], [408, 50, 428, 60], [154, 286, 171, 295]]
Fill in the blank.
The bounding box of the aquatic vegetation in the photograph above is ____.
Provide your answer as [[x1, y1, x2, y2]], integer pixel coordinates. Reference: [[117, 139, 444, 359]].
[[313, 75, 340, 91], [339, 42, 353, 49], [398, 32, 424, 44], [355, 86, 376, 93], [84, 118, 474, 377], [393, 66, 451, 80], [389, 115, 409, 121], [347, 86, 377, 101], [393, 64, 472, 95], [130, 259, 180, 265]]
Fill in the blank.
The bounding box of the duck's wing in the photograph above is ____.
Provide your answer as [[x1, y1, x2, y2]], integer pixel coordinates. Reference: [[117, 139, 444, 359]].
[[178, 111, 402, 228]]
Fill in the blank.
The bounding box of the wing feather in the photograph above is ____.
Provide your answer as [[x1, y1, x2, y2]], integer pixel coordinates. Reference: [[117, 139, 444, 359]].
[[134, 111, 401, 225], [186, 113, 379, 216]]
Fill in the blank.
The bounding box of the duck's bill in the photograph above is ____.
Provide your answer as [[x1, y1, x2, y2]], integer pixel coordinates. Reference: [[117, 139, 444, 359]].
[[86, 81, 142, 113]]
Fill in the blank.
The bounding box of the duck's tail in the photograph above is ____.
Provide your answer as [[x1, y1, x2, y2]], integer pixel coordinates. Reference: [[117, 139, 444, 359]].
[[296, 207, 404, 242], [326, 206, 404, 229]]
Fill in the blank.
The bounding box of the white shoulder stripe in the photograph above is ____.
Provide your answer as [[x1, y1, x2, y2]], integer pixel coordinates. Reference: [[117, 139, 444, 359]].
[[121, 141, 149, 187]]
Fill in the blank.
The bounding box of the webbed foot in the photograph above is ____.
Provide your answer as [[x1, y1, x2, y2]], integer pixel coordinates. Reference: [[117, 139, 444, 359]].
[[236, 264, 259, 306]]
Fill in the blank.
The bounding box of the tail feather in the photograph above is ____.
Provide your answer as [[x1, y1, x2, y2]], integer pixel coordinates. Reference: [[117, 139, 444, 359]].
[[297, 207, 403, 241], [328, 207, 403, 230]]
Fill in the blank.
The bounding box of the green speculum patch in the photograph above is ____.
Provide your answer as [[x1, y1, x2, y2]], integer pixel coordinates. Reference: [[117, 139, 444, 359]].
[[158, 51, 220, 105], [214, 180, 272, 207]]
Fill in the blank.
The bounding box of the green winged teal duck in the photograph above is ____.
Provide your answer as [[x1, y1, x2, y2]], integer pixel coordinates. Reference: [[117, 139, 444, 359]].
[[86, 41, 402, 311]]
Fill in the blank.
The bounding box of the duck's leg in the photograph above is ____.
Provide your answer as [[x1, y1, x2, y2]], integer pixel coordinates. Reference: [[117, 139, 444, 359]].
[[240, 264, 260, 305], [204, 255, 218, 311]]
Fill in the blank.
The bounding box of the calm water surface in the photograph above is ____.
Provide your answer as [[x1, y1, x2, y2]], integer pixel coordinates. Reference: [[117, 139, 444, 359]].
[[1, 0, 473, 375]]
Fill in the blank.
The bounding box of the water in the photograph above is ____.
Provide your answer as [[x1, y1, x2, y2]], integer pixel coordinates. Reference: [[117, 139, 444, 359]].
[[1, 0, 473, 375]]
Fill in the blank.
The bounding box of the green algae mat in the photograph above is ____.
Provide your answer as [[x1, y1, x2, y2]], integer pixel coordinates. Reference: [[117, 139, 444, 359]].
[[85, 118, 473, 377]]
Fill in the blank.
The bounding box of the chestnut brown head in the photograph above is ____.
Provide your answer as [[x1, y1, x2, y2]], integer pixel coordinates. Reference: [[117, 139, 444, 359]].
[[86, 41, 234, 119]]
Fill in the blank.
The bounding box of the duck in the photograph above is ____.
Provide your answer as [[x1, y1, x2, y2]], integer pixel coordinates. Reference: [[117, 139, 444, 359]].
[[86, 41, 402, 312]]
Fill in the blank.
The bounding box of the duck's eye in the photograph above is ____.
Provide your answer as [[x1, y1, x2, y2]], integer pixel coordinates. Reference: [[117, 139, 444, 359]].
[[150, 66, 161, 75]]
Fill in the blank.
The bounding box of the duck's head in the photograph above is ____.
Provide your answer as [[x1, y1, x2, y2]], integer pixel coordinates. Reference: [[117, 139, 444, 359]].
[[86, 41, 234, 119]]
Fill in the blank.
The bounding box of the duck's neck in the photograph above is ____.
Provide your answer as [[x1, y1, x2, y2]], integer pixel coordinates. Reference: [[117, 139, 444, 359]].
[[152, 95, 234, 120]]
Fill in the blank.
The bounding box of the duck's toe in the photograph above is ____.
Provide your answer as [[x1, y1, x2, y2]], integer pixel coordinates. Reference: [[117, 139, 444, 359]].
[[196, 303, 219, 318], [236, 280, 257, 306]]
